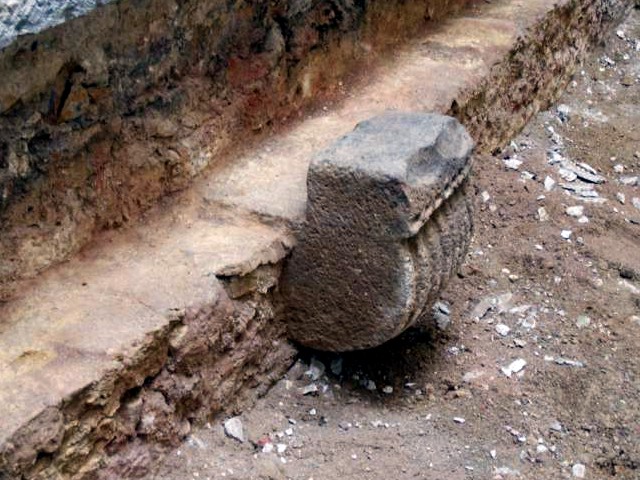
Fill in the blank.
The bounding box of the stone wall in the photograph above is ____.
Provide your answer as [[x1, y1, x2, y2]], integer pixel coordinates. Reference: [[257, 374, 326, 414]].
[[0, 0, 473, 301]]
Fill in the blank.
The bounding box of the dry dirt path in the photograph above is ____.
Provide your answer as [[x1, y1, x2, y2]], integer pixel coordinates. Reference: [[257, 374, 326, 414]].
[[147, 9, 640, 480]]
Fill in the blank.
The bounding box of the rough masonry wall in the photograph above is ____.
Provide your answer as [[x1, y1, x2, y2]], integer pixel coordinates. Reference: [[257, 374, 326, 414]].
[[0, 0, 473, 301]]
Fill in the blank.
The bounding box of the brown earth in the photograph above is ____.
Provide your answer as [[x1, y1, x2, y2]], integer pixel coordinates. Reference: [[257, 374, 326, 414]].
[[146, 8, 640, 480]]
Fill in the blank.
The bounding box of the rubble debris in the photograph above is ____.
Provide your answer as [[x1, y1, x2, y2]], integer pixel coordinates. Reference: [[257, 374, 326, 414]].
[[619, 176, 638, 186], [496, 324, 511, 337], [544, 176, 556, 191], [566, 206, 584, 217], [554, 357, 585, 368], [504, 158, 523, 170], [572, 463, 586, 478], [300, 384, 319, 396], [433, 301, 452, 330], [305, 359, 326, 381], [538, 207, 550, 222], [501, 359, 527, 378], [223, 417, 246, 443], [576, 315, 591, 329]]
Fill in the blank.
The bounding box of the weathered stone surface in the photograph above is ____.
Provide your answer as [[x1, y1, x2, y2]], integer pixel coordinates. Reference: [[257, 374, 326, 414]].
[[0, 205, 296, 480], [282, 113, 474, 351]]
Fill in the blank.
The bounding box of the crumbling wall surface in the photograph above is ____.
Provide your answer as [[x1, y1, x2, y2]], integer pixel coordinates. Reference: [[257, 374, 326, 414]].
[[0, 264, 295, 480], [0, 0, 473, 301], [450, 0, 633, 150]]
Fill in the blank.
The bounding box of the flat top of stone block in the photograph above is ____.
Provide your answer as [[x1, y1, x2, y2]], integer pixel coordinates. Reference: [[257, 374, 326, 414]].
[[312, 112, 473, 184], [0, 0, 114, 49], [0, 206, 291, 445]]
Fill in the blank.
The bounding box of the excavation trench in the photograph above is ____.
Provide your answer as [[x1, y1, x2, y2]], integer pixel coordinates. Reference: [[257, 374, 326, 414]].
[[0, 0, 633, 479]]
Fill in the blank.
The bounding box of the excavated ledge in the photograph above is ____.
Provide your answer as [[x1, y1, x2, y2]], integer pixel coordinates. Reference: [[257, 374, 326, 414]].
[[0, 0, 633, 479]]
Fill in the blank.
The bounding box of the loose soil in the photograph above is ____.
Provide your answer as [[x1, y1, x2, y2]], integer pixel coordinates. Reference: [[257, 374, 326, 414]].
[[146, 9, 640, 480]]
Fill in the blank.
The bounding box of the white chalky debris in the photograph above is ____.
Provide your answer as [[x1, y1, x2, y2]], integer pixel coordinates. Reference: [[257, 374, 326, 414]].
[[481, 191, 491, 203], [555, 357, 585, 367], [223, 417, 245, 443], [617, 192, 626, 204], [501, 358, 527, 377], [619, 280, 640, 295], [462, 370, 485, 383], [557, 104, 571, 122], [494, 467, 521, 477], [544, 176, 556, 191], [538, 207, 549, 222], [561, 230, 573, 240], [566, 206, 584, 217], [559, 167, 578, 182], [572, 463, 586, 478], [300, 384, 319, 395], [576, 315, 591, 328], [619, 176, 639, 186], [504, 158, 523, 170], [496, 324, 511, 337], [453, 417, 466, 424], [550, 421, 563, 432], [537, 444, 549, 454], [433, 301, 452, 330]]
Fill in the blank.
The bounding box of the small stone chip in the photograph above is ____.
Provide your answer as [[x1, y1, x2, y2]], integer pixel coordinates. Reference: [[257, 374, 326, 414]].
[[501, 358, 527, 378], [572, 463, 586, 478], [223, 417, 245, 443], [495, 324, 511, 337]]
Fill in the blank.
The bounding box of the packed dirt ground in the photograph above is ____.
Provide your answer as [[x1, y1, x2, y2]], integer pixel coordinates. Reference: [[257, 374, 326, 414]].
[[146, 8, 640, 480]]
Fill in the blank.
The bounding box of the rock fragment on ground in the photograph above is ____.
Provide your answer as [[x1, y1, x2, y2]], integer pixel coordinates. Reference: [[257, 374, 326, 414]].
[[224, 417, 246, 443]]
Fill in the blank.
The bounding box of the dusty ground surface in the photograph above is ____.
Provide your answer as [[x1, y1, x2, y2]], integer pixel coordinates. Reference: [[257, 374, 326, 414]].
[[146, 9, 640, 480]]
